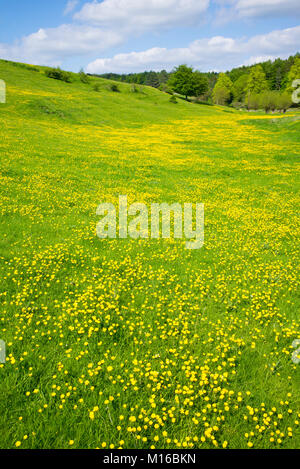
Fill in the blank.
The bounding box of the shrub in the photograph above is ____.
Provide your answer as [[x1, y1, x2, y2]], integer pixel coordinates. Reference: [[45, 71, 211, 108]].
[[93, 83, 100, 92], [109, 83, 120, 92], [277, 92, 292, 113], [231, 101, 246, 110], [246, 93, 260, 110], [131, 84, 138, 93], [259, 91, 277, 113], [79, 68, 90, 84], [159, 83, 172, 94], [45, 67, 72, 83], [169, 95, 178, 104]]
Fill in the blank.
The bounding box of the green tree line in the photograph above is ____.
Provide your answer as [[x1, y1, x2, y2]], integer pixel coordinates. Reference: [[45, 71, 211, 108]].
[[91, 53, 299, 111]]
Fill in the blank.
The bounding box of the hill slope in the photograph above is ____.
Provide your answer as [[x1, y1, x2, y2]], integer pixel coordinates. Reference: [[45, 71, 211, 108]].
[[0, 60, 299, 449]]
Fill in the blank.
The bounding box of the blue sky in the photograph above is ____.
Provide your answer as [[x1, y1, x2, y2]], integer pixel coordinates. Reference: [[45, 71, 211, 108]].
[[0, 1, 299, 73]]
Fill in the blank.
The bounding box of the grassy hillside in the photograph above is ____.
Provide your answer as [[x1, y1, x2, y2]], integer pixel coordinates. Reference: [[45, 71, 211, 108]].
[[0, 59, 299, 449]]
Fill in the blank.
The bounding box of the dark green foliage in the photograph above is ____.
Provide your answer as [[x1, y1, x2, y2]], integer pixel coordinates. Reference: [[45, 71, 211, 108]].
[[109, 83, 120, 92], [145, 71, 160, 88], [169, 95, 177, 104], [168, 65, 208, 100], [95, 70, 170, 88], [45, 67, 72, 83], [88, 53, 299, 106]]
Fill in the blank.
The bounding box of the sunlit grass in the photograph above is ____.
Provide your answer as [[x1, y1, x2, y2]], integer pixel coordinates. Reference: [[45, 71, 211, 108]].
[[0, 59, 299, 449]]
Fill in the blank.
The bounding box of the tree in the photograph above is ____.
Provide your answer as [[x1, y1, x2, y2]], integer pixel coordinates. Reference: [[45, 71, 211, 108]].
[[212, 73, 233, 105], [158, 70, 169, 85], [277, 92, 292, 113], [192, 71, 209, 97], [168, 65, 195, 100], [245, 65, 269, 96], [146, 71, 160, 88], [286, 57, 300, 95], [79, 68, 90, 84], [232, 74, 248, 103], [259, 91, 277, 113], [246, 93, 260, 110]]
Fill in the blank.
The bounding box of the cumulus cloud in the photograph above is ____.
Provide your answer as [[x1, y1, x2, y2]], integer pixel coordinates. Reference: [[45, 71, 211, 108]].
[[74, 0, 210, 31], [86, 25, 300, 73], [64, 0, 79, 16], [0, 24, 123, 66], [234, 0, 300, 18], [0, 0, 211, 66], [215, 0, 300, 23], [0, 1, 299, 69]]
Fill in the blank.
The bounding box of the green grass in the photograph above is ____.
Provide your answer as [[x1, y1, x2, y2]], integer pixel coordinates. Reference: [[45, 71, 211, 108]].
[[0, 59, 299, 449]]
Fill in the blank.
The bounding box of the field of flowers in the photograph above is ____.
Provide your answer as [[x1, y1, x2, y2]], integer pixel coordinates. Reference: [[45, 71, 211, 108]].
[[0, 59, 299, 449]]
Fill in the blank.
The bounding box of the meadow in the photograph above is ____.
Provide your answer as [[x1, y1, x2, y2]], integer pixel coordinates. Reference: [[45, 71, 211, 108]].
[[0, 59, 299, 449]]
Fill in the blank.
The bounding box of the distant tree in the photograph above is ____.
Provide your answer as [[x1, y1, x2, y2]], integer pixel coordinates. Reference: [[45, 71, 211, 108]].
[[130, 84, 138, 93], [277, 92, 292, 113], [158, 70, 169, 85], [232, 74, 248, 102], [192, 71, 209, 97], [79, 68, 90, 84], [246, 93, 260, 110], [94, 54, 299, 94], [212, 87, 228, 105], [212, 73, 233, 105], [269, 58, 285, 90], [245, 65, 269, 96], [259, 91, 277, 113], [286, 57, 300, 94], [146, 71, 160, 88], [159, 83, 172, 94], [168, 65, 195, 100]]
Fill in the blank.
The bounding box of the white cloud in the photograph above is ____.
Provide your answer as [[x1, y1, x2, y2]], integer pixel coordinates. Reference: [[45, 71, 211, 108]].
[[0, 0, 211, 66], [86, 25, 300, 73], [74, 0, 210, 31], [0, 24, 123, 66], [64, 0, 79, 16], [215, 0, 300, 23], [234, 0, 300, 18], [0, 1, 298, 69], [242, 55, 278, 66]]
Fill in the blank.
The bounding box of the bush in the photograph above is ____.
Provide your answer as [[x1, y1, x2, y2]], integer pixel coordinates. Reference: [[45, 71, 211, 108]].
[[93, 83, 100, 92], [259, 91, 277, 113], [194, 97, 212, 106], [246, 93, 260, 110], [159, 83, 172, 94], [79, 68, 90, 84], [231, 101, 246, 110], [131, 84, 138, 93], [45, 67, 72, 83], [169, 95, 178, 104], [277, 92, 292, 113], [109, 83, 120, 92]]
